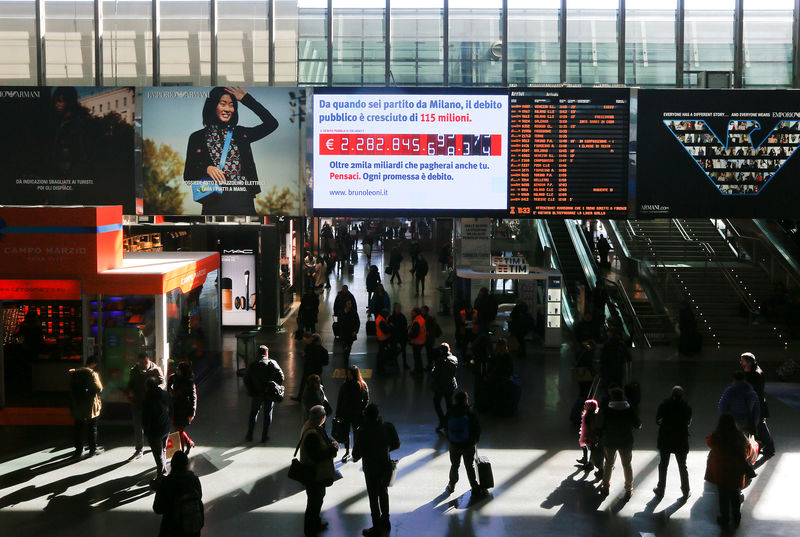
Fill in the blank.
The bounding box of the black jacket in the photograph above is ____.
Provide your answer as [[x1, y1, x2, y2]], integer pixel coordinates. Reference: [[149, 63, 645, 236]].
[[353, 418, 398, 475], [744, 369, 769, 419], [153, 471, 203, 537], [366, 270, 381, 293], [303, 343, 329, 376], [415, 258, 429, 278], [598, 400, 641, 450], [334, 291, 357, 317], [336, 380, 369, 423], [143, 387, 172, 439], [183, 93, 278, 199], [431, 352, 458, 394], [244, 357, 285, 398], [299, 292, 320, 324], [388, 312, 408, 344], [338, 309, 361, 343], [656, 397, 692, 453], [167, 374, 197, 428]]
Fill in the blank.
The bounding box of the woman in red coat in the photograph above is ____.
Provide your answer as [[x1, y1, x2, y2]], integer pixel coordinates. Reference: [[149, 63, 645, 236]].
[[704, 413, 755, 530]]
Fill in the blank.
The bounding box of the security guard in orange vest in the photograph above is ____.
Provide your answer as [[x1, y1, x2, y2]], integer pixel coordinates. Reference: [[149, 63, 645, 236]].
[[408, 307, 427, 376], [375, 309, 392, 373]]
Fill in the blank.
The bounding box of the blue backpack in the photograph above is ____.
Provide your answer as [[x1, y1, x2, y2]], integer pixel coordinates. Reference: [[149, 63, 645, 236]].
[[447, 413, 470, 444]]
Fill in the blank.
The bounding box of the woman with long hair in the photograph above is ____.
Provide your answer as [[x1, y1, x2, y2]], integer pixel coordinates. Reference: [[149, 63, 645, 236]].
[[336, 365, 369, 463], [705, 413, 755, 530], [167, 361, 197, 454], [183, 86, 278, 215]]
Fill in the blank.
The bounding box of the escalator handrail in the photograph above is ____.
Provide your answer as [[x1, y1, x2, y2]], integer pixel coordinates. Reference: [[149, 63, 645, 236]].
[[603, 276, 651, 349], [726, 219, 800, 290]]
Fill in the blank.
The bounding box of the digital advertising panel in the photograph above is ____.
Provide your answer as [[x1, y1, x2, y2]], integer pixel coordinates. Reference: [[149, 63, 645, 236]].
[[220, 254, 257, 326], [637, 89, 800, 217], [142, 86, 301, 216], [0, 86, 136, 212], [312, 88, 509, 215]]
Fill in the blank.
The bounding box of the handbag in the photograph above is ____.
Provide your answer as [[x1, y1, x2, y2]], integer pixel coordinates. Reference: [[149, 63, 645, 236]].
[[384, 266, 392, 275], [266, 380, 285, 403], [165, 431, 182, 460], [288, 432, 315, 485], [331, 417, 348, 443], [365, 316, 377, 337], [192, 130, 233, 202]]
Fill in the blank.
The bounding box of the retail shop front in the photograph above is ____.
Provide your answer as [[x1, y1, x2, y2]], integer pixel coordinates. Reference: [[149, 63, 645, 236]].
[[0, 206, 220, 423]]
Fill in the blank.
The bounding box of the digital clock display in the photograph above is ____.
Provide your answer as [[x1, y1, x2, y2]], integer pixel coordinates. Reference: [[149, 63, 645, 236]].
[[318, 134, 502, 156]]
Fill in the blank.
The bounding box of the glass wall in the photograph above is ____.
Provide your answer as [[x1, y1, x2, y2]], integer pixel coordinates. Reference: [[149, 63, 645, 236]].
[[390, 0, 444, 86], [298, 0, 327, 85], [507, 0, 560, 85], [218, 0, 269, 84], [0, 0, 37, 84], [276, 0, 300, 84], [625, 0, 677, 86], [684, 0, 734, 86], [566, 0, 618, 84], [742, 0, 793, 87], [332, 0, 385, 85], [46, 0, 95, 85], [103, 0, 152, 86], [160, 0, 210, 85], [449, 0, 502, 86]]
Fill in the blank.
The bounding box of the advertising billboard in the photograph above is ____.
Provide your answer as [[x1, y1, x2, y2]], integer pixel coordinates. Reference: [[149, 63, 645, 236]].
[[221, 254, 257, 326], [312, 88, 509, 215], [0, 86, 136, 212], [142, 86, 302, 216]]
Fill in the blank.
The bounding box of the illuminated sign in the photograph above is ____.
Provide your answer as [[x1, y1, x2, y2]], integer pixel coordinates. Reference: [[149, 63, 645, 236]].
[[0, 279, 81, 300]]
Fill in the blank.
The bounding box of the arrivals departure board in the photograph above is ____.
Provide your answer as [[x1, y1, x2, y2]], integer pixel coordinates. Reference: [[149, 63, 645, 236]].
[[508, 88, 630, 217]]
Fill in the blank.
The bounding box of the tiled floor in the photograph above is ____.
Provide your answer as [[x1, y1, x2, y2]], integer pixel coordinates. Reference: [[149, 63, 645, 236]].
[[1, 243, 799, 537]]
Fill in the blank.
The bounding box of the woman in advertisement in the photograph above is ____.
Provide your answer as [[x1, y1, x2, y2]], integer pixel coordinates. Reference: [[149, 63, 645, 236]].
[[183, 87, 279, 215]]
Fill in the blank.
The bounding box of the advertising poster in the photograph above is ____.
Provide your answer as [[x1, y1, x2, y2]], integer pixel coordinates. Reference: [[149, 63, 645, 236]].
[[142, 86, 301, 216], [637, 89, 800, 217], [313, 88, 508, 214], [221, 254, 257, 326], [0, 86, 136, 212]]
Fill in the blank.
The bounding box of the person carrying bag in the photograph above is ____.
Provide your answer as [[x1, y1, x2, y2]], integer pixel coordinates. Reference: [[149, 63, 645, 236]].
[[296, 405, 339, 537]]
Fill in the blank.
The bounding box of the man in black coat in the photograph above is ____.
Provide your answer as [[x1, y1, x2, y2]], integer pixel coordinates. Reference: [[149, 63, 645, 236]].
[[597, 387, 641, 496], [432, 343, 459, 433], [244, 345, 285, 443], [153, 451, 203, 537], [654, 386, 692, 498], [414, 256, 429, 296], [292, 334, 329, 401], [142, 377, 172, 485], [473, 288, 497, 334], [334, 285, 358, 318], [338, 300, 361, 365], [299, 288, 320, 334]]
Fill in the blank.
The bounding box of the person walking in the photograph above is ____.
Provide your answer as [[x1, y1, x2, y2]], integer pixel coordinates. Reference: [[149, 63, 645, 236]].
[[705, 413, 756, 530], [444, 391, 487, 497], [69, 356, 103, 458], [408, 307, 427, 376], [299, 405, 339, 537], [293, 333, 329, 401], [740, 352, 775, 458], [153, 451, 204, 537], [336, 365, 370, 463], [577, 399, 601, 476], [389, 302, 409, 370], [369, 284, 391, 317], [597, 387, 641, 497], [718, 371, 760, 436], [414, 256, 429, 297], [338, 300, 361, 365], [126, 352, 165, 459], [432, 343, 458, 434], [167, 361, 197, 455], [388, 246, 403, 285], [301, 374, 331, 422], [653, 386, 692, 498], [353, 404, 401, 536], [508, 300, 533, 359], [333, 285, 358, 319], [243, 345, 285, 443], [599, 326, 631, 392], [142, 377, 172, 485], [421, 305, 441, 371], [597, 233, 612, 267], [299, 287, 320, 334], [366, 265, 381, 303]]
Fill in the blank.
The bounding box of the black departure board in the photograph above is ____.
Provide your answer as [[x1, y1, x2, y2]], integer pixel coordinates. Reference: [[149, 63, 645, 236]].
[[508, 88, 630, 217]]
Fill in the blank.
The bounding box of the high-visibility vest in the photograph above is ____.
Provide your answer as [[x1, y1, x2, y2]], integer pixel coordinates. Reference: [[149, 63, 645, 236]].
[[410, 315, 427, 345], [376, 314, 390, 341]]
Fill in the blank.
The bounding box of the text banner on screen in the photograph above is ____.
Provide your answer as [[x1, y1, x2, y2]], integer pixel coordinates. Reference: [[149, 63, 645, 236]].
[[508, 88, 630, 218], [312, 89, 509, 215], [637, 89, 800, 218]]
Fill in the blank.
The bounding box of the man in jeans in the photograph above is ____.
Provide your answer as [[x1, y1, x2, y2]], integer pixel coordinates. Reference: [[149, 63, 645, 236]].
[[444, 391, 487, 497], [598, 387, 641, 497], [244, 345, 285, 443], [126, 352, 164, 459]]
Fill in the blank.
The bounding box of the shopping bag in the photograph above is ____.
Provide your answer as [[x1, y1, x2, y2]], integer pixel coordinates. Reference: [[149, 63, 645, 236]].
[[331, 417, 348, 443], [165, 431, 182, 460]]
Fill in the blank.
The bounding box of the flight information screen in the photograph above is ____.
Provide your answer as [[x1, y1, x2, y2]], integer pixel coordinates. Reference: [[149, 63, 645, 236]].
[[508, 88, 630, 217]]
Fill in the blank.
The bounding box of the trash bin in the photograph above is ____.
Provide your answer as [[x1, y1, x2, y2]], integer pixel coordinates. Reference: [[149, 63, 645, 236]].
[[236, 330, 259, 376]]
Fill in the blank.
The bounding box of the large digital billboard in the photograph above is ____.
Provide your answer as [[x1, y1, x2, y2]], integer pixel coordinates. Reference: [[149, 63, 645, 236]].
[[142, 86, 301, 216], [0, 86, 136, 212], [637, 89, 800, 217], [312, 88, 508, 215]]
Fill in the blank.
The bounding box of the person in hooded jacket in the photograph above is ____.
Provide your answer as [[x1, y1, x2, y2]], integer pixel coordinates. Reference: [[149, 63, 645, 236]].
[[69, 356, 103, 458], [432, 343, 459, 433], [740, 352, 775, 458], [444, 391, 486, 497], [718, 371, 760, 436], [167, 361, 197, 455], [143, 377, 173, 484], [597, 387, 641, 496], [353, 404, 400, 537], [153, 451, 203, 537], [653, 386, 692, 498], [336, 365, 370, 462]]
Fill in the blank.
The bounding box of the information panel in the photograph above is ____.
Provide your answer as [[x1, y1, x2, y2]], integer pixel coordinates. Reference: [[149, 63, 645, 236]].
[[508, 88, 629, 217], [637, 89, 800, 217], [313, 89, 508, 214]]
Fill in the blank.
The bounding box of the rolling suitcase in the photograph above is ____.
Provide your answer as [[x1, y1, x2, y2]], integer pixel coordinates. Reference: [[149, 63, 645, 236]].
[[475, 449, 494, 489]]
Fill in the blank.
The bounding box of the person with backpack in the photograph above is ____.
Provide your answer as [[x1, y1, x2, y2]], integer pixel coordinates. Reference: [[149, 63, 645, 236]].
[[336, 365, 370, 463], [299, 405, 340, 537], [167, 361, 197, 455], [432, 343, 458, 434], [244, 345, 285, 443], [68, 356, 103, 459], [126, 352, 164, 460], [421, 305, 441, 371], [444, 391, 487, 497], [653, 386, 692, 498], [353, 404, 400, 537], [143, 376, 173, 485], [153, 451, 203, 537]]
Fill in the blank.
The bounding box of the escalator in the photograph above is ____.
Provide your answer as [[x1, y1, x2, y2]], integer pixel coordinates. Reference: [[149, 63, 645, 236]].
[[547, 219, 593, 312]]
